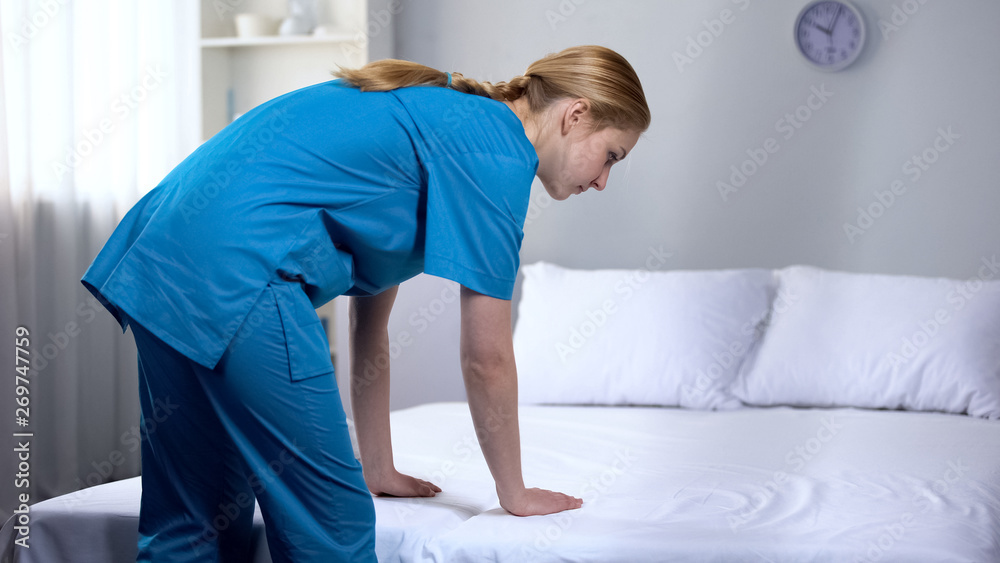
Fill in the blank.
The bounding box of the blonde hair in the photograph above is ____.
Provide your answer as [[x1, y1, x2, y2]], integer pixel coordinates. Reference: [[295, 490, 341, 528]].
[[334, 45, 650, 133]]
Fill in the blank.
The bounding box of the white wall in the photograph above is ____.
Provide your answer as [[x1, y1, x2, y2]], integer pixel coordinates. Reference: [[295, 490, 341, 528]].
[[338, 0, 1000, 415]]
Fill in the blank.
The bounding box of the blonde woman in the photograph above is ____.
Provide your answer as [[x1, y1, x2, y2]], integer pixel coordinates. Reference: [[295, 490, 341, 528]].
[[82, 45, 650, 562]]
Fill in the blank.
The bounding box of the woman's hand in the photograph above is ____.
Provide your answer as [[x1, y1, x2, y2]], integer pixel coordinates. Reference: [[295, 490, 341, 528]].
[[499, 487, 583, 517], [365, 467, 441, 498], [459, 286, 584, 518]]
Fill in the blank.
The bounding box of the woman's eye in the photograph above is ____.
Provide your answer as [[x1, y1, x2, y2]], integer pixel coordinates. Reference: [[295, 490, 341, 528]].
[[607, 152, 619, 163]]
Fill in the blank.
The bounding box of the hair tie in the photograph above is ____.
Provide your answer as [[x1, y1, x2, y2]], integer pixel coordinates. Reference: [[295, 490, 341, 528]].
[[445, 72, 452, 87]]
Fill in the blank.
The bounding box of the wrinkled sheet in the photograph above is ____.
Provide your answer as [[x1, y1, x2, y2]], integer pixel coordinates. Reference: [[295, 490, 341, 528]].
[[3, 403, 999, 562], [375, 403, 1000, 563]]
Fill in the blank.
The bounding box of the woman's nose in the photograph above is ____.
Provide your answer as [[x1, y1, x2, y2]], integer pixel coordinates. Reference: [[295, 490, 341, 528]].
[[591, 168, 611, 191]]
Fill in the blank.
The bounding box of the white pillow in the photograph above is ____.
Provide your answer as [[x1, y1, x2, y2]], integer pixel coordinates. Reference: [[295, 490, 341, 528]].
[[732, 265, 1000, 419], [513, 262, 776, 409]]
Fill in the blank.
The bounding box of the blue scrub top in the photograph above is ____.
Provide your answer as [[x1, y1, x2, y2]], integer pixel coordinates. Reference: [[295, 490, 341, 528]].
[[82, 79, 539, 369]]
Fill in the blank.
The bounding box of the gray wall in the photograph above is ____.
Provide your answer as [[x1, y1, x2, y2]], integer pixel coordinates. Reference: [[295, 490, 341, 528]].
[[337, 0, 1000, 415]]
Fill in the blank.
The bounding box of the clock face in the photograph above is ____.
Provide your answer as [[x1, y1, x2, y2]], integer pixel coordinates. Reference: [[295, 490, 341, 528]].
[[795, 1, 866, 71]]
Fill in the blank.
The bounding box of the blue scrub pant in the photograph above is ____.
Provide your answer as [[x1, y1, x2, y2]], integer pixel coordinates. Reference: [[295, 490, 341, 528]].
[[128, 280, 376, 562]]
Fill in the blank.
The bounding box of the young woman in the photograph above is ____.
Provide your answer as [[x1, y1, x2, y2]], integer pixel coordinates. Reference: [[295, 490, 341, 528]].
[[82, 45, 649, 562]]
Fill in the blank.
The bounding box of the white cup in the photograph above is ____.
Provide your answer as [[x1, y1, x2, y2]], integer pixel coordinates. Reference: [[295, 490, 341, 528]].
[[234, 14, 275, 38]]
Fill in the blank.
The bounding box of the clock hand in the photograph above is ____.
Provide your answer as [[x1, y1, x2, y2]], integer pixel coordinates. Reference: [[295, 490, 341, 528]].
[[813, 21, 833, 35], [828, 5, 843, 33]]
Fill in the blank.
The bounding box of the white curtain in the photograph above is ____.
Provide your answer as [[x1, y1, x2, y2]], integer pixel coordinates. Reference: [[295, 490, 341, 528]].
[[1, 0, 200, 522]]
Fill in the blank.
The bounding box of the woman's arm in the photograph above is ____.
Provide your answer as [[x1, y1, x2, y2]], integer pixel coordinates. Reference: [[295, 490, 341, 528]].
[[460, 285, 583, 516], [349, 286, 440, 497]]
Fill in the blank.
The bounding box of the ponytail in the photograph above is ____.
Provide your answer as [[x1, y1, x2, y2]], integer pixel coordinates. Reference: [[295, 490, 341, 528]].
[[334, 45, 650, 133], [334, 59, 530, 103]]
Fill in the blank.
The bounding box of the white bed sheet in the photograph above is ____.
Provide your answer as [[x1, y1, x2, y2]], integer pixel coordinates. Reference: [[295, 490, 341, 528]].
[[3, 403, 1000, 562], [377, 403, 1000, 562]]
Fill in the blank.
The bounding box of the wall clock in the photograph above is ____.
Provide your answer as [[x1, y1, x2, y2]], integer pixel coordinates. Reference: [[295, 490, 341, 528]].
[[794, 1, 866, 71]]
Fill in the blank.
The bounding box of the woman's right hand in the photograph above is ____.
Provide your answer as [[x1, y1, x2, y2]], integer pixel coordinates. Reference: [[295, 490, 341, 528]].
[[365, 467, 441, 498], [460, 287, 584, 518], [499, 486, 583, 517]]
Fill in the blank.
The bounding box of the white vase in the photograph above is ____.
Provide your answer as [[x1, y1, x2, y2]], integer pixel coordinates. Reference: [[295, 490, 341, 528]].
[[278, 0, 318, 36]]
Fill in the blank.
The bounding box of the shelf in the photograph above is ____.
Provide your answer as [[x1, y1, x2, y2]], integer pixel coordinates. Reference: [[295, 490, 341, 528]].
[[197, 0, 389, 140], [201, 33, 359, 48]]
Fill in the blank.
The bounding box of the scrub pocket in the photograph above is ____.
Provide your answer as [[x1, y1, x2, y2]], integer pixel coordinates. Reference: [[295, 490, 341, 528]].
[[271, 280, 335, 381]]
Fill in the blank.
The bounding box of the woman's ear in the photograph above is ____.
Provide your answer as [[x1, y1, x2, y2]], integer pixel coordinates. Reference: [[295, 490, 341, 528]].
[[560, 98, 591, 136]]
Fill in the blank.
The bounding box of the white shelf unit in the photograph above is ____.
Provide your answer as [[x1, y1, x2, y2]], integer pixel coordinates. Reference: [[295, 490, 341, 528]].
[[198, 0, 393, 140], [200, 33, 358, 48], [197, 0, 394, 360]]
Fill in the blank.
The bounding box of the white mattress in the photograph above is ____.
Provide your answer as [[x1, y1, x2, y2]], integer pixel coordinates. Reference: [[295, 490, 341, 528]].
[[4, 403, 1000, 562]]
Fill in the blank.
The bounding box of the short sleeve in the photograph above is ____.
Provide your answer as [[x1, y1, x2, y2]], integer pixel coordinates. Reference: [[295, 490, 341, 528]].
[[423, 152, 535, 300]]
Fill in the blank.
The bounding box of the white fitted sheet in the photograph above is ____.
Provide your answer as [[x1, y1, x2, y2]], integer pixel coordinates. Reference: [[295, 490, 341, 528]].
[[375, 403, 1000, 563], [3, 403, 999, 562]]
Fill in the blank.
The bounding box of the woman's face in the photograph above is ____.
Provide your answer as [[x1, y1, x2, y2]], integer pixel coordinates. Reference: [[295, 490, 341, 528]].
[[534, 100, 641, 201]]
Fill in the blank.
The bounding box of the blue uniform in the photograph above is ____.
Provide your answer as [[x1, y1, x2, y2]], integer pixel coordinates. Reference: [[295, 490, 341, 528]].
[[81, 80, 538, 562], [84, 79, 537, 369]]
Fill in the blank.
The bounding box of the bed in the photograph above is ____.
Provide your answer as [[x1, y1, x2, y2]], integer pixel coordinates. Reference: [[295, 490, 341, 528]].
[[4, 263, 1000, 562]]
